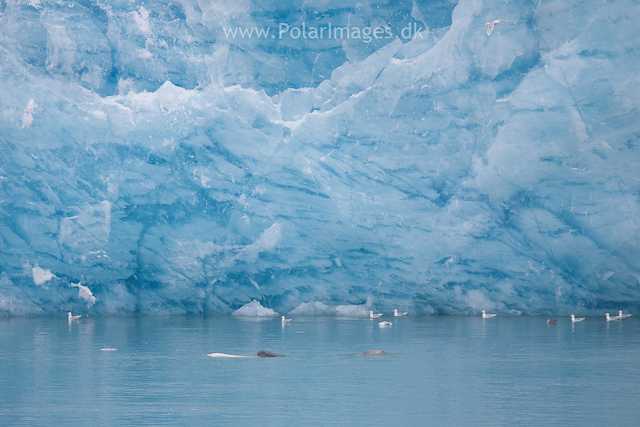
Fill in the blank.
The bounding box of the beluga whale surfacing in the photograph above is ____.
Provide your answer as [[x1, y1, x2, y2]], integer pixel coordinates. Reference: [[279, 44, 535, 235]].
[[206, 351, 285, 358], [257, 351, 285, 358], [359, 350, 386, 355]]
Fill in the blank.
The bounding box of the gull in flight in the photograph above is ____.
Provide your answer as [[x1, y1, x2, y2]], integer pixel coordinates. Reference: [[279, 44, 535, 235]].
[[481, 310, 496, 318], [369, 311, 383, 319], [618, 310, 632, 319], [571, 314, 585, 323], [281, 316, 291, 325], [486, 19, 507, 36], [68, 312, 81, 322], [393, 309, 407, 317]]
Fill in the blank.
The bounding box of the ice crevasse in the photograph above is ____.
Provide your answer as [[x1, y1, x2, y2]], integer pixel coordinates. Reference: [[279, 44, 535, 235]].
[[0, 0, 639, 316]]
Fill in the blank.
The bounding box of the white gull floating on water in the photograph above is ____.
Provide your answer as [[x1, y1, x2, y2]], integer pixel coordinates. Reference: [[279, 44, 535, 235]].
[[393, 309, 407, 317], [481, 310, 496, 319], [281, 316, 291, 325], [378, 321, 392, 328], [571, 314, 585, 323], [605, 313, 620, 321], [369, 311, 383, 319], [618, 310, 632, 319], [68, 312, 81, 322]]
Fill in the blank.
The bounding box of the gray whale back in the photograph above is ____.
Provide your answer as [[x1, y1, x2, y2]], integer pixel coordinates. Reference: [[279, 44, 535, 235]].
[[257, 350, 285, 357]]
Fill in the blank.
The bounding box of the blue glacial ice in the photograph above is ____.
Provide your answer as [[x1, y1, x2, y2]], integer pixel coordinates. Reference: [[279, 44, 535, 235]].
[[232, 299, 278, 317], [0, 0, 639, 316]]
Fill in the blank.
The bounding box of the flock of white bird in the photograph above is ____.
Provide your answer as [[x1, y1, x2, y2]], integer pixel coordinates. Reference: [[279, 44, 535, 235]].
[[481, 311, 633, 323], [370, 309, 408, 328], [279, 309, 408, 328], [67, 310, 633, 326]]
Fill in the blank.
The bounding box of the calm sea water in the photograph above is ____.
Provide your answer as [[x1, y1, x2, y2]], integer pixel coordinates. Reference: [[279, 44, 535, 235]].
[[1, 315, 639, 426]]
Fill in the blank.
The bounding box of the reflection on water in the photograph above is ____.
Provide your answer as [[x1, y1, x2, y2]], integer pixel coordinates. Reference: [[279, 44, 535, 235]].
[[1, 315, 639, 426]]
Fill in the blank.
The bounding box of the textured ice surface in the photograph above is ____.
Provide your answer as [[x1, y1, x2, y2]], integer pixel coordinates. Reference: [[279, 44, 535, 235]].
[[289, 302, 337, 316], [232, 300, 278, 317], [0, 0, 639, 316]]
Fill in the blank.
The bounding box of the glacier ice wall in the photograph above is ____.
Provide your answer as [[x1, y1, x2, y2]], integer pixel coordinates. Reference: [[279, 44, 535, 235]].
[[1, 0, 639, 315]]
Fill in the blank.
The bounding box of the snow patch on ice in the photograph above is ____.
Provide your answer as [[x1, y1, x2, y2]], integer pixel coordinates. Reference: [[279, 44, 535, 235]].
[[32, 265, 55, 286], [21, 99, 36, 129], [132, 7, 151, 34], [71, 282, 97, 306]]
